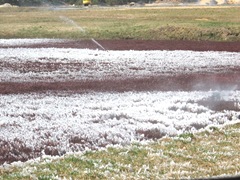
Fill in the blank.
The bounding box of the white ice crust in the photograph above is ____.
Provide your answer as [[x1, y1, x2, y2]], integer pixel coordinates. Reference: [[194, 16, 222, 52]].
[[0, 91, 239, 155], [0, 39, 240, 164], [0, 48, 239, 82]]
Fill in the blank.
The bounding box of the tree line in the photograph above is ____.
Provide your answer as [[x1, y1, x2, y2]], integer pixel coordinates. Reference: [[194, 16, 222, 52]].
[[0, 0, 151, 6]]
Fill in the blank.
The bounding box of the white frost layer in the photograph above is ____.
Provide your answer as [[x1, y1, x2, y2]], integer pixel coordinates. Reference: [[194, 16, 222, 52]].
[[0, 39, 65, 46], [0, 91, 239, 153], [0, 48, 240, 82]]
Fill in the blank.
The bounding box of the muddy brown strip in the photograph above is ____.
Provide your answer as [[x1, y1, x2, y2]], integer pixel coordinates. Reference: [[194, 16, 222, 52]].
[[0, 73, 239, 94], [1, 40, 240, 52]]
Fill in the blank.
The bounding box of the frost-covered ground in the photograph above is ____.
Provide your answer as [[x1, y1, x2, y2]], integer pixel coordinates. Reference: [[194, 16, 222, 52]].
[[0, 39, 240, 164], [0, 47, 240, 82], [0, 39, 66, 47], [0, 90, 240, 164]]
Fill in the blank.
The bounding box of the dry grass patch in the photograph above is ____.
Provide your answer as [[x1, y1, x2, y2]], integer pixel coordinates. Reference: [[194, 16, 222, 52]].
[[0, 6, 239, 40]]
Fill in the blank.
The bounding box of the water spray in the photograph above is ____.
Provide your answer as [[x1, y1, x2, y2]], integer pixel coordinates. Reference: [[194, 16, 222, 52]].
[[59, 16, 85, 33], [91, 38, 105, 51], [59, 15, 106, 50]]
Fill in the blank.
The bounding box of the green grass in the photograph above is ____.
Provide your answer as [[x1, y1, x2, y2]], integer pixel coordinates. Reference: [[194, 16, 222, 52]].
[[0, 6, 240, 41], [1, 122, 240, 179]]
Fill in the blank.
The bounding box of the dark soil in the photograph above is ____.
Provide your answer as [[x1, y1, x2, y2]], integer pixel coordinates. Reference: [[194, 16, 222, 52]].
[[1, 39, 240, 52], [0, 72, 240, 94]]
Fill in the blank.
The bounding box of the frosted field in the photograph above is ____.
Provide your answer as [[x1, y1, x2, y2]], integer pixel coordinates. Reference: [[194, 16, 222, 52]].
[[0, 39, 240, 163], [0, 47, 240, 82], [0, 39, 66, 47], [1, 91, 240, 153]]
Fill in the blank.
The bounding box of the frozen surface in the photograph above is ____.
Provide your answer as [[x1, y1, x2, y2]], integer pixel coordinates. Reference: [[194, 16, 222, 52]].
[[0, 48, 239, 82], [0, 39, 240, 164], [0, 91, 240, 157], [0, 39, 65, 47]]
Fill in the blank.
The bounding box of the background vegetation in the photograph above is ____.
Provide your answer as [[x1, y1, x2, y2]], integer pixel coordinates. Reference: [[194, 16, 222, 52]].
[[0, 6, 239, 41], [0, 0, 153, 6]]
